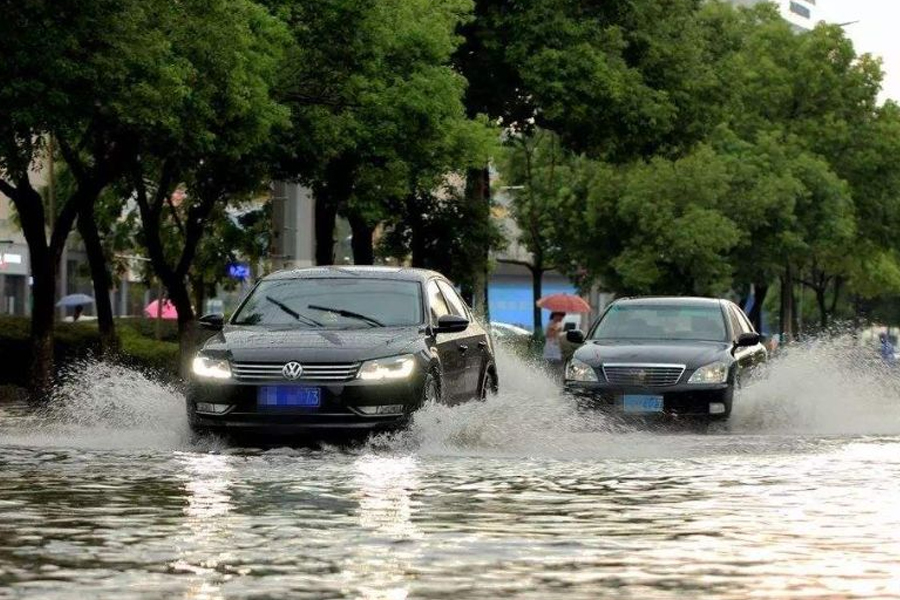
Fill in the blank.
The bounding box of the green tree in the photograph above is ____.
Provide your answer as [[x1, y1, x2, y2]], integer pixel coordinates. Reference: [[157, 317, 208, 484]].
[[497, 130, 572, 334], [269, 0, 493, 275], [123, 0, 289, 367], [0, 0, 194, 392]]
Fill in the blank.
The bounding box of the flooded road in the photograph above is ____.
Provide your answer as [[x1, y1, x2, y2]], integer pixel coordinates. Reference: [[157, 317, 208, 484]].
[[1, 341, 900, 599]]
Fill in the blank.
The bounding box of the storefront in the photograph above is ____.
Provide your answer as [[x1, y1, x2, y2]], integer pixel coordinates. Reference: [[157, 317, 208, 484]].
[[0, 244, 29, 316]]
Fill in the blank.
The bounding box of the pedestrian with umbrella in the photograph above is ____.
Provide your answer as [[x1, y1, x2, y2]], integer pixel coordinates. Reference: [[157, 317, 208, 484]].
[[536, 293, 591, 378], [56, 293, 95, 322]]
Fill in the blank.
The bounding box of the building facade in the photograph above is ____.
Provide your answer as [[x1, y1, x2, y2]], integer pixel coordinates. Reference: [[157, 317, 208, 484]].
[[0, 194, 30, 316], [728, 0, 821, 31]]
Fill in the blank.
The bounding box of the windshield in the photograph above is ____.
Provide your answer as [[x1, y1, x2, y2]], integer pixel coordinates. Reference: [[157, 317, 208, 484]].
[[232, 278, 423, 328], [591, 303, 727, 342]]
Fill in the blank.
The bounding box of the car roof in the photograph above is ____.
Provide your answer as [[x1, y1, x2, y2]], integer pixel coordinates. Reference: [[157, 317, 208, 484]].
[[612, 296, 726, 308], [261, 265, 446, 283]]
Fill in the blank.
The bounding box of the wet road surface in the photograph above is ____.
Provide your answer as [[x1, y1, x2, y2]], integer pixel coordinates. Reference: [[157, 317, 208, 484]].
[[1, 341, 899, 599]]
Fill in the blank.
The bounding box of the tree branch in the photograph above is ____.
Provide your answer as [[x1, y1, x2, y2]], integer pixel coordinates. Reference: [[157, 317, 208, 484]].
[[56, 136, 87, 183]]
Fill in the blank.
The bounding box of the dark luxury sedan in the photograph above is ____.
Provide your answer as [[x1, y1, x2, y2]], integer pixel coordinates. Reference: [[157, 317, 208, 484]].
[[187, 266, 498, 437], [564, 297, 766, 420]]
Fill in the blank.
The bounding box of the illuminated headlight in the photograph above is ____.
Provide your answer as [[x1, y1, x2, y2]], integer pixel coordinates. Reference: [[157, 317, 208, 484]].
[[566, 358, 598, 382], [688, 362, 728, 384], [357, 355, 416, 381], [192, 355, 232, 380], [356, 404, 405, 415]]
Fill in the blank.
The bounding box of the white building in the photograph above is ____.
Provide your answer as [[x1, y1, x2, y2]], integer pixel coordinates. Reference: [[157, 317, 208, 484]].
[[728, 0, 821, 31]]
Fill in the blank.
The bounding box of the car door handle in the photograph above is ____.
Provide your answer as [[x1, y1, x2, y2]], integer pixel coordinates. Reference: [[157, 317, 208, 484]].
[[458, 345, 469, 354]]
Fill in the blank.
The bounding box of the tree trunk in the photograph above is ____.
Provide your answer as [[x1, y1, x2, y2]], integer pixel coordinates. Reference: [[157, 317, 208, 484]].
[[29, 258, 56, 397], [348, 213, 375, 265], [531, 263, 543, 337], [78, 205, 118, 355], [815, 287, 828, 330], [315, 194, 338, 265], [780, 267, 794, 342], [748, 283, 768, 333], [167, 277, 196, 376], [192, 277, 207, 318], [2, 181, 59, 397], [463, 166, 491, 318], [409, 196, 426, 267]]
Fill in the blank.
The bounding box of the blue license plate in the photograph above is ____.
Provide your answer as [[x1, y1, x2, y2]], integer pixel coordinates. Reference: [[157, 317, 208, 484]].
[[257, 386, 321, 408], [623, 394, 664, 413]]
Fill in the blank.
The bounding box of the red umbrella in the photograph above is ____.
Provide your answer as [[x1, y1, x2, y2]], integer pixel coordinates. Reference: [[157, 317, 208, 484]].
[[536, 293, 591, 313], [144, 299, 179, 320]]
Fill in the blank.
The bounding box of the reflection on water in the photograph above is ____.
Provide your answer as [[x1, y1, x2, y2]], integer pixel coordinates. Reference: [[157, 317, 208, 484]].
[[0, 340, 899, 598], [176, 453, 236, 600], [345, 456, 420, 600]]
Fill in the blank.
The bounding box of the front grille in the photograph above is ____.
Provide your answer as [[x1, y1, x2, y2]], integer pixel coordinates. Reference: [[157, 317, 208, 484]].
[[601, 364, 685, 388], [231, 362, 361, 382]]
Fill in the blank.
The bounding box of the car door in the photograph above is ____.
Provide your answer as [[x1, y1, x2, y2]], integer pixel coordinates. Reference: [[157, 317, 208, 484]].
[[437, 279, 485, 398], [426, 279, 466, 402]]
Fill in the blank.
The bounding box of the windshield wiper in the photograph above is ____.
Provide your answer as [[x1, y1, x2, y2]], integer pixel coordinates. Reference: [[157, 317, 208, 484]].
[[307, 304, 384, 327], [265, 296, 323, 327]]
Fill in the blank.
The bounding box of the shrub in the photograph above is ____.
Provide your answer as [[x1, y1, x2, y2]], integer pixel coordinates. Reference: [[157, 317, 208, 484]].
[[0, 316, 180, 388]]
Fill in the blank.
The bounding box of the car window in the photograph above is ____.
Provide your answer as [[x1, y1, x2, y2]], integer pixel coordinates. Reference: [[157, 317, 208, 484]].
[[436, 280, 468, 318], [736, 306, 756, 333], [426, 280, 451, 324], [231, 278, 423, 328], [591, 304, 727, 342], [727, 306, 746, 338]]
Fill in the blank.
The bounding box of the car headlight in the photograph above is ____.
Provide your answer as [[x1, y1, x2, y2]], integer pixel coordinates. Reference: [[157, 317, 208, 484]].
[[192, 355, 232, 380], [566, 358, 598, 382], [357, 354, 417, 381], [688, 361, 729, 384]]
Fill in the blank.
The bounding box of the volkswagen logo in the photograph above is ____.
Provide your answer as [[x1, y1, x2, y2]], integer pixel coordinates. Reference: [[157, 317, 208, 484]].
[[282, 361, 303, 380]]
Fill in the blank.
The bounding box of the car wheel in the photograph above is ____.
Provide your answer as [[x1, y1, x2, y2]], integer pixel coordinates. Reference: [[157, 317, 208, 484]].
[[479, 367, 498, 400], [423, 371, 441, 405]]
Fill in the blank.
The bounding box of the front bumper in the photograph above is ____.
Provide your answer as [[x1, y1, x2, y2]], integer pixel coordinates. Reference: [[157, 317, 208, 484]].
[[186, 374, 426, 436], [564, 381, 733, 417]]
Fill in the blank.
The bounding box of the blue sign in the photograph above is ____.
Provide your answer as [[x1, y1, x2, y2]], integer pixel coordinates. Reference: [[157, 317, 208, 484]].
[[227, 263, 251, 280]]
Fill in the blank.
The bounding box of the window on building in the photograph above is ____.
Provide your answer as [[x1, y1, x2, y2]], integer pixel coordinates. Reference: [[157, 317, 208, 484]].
[[789, 1, 811, 19]]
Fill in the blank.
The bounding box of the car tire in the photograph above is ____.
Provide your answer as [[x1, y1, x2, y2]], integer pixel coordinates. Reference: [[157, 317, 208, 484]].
[[479, 367, 498, 400], [423, 371, 441, 405]]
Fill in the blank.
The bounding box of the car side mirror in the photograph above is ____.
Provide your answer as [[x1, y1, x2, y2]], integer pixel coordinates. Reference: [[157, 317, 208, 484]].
[[736, 332, 760, 348], [434, 314, 469, 334], [199, 313, 225, 331], [566, 329, 586, 344]]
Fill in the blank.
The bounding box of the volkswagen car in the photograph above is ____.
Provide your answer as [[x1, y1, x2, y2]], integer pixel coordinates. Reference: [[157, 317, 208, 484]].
[[564, 297, 766, 420], [187, 266, 498, 437]]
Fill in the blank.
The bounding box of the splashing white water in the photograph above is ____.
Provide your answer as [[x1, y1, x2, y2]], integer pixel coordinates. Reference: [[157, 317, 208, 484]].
[[0, 361, 192, 451], [733, 335, 900, 435], [2, 336, 900, 456]]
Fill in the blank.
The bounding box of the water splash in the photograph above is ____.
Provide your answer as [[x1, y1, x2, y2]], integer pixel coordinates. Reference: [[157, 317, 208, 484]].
[[1, 335, 899, 456], [733, 335, 900, 435], [0, 360, 192, 451]]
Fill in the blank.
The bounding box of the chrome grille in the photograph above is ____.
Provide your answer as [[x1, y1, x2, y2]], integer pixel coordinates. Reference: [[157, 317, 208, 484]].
[[231, 362, 360, 382], [601, 364, 685, 388]]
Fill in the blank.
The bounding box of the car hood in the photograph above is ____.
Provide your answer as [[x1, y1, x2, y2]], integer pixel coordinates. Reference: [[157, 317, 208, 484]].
[[573, 339, 732, 370], [201, 325, 424, 363]]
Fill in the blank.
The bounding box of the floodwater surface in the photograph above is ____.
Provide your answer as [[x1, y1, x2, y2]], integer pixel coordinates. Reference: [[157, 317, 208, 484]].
[[1, 340, 899, 599]]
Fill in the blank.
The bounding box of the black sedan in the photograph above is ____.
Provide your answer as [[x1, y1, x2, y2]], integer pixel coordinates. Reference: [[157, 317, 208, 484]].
[[564, 297, 766, 420], [187, 266, 498, 437]]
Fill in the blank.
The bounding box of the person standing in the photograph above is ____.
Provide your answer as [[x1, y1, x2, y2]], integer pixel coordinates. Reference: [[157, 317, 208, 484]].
[[543, 312, 566, 375]]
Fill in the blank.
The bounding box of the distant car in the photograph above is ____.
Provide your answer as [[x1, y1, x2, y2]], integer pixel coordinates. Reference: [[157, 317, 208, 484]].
[[490, 321, 532, 340], [187, 266, 498, 437], [564, 297, 766, 420]]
